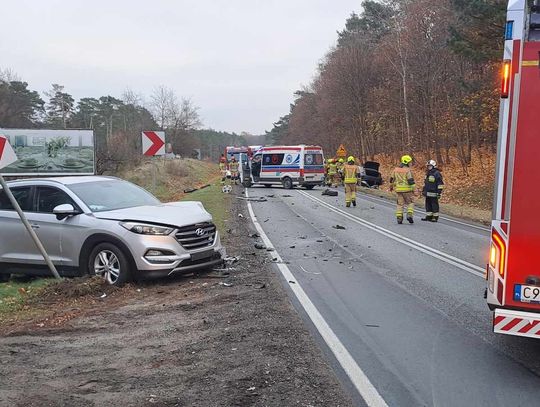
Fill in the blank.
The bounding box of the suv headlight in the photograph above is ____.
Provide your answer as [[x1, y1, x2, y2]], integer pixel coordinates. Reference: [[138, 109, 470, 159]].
[[120, 222, 174, 235]]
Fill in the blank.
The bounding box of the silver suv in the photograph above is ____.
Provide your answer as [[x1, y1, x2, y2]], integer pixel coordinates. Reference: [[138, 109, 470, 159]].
[[0, 176, 225, 285]]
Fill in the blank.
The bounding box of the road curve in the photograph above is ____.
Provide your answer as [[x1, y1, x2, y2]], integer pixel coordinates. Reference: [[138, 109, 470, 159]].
[[246, 185, 540, 407]]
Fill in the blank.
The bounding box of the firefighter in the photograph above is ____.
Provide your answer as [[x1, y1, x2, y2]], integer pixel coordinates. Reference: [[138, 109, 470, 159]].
[[328, 159, 338, 187], [324, 159, 331, 186], [343, 156, 360, 207], [219, 154, 227, 174], [229, 157, 240, 185], [421, 160, 444, 222], [337, 158, 345, 186], [389, 155, 416, 224]]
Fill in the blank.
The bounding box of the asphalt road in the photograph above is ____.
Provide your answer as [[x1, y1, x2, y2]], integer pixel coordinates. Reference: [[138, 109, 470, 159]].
[[247, 185, 540, 407]]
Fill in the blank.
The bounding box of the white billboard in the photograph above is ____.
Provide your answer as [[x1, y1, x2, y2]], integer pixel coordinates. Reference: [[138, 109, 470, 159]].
[[0, 129, 95, 176]]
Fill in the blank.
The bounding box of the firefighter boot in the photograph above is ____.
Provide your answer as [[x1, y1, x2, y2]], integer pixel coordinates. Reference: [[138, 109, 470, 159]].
[[407, 215, 414, 224], [431, 215, 439, 222], [346, 202, 351, 208], [352, 200, 356, 207], [421, 215, 433, 222], [397, 216, 403, 224]]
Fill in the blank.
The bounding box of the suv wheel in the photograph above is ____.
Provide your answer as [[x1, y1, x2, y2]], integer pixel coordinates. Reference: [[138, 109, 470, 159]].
[[89, 243, 130, 286], [282, 177, 293, 189]]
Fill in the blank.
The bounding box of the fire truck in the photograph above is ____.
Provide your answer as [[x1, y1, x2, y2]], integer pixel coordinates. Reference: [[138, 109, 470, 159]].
[[488, 0, 540, 338]]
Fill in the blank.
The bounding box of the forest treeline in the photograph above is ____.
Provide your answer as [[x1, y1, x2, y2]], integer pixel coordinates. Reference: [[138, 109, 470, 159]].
[[0, 69, 247, 171], [266, 0, 514, 166]]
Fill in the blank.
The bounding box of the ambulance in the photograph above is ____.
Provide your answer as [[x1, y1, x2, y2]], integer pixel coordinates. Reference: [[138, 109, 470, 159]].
[[240, 145, 325, 189], [488, 0, 540, 338]]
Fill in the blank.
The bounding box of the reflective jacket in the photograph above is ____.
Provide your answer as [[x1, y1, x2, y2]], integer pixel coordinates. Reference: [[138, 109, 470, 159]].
[[229, 161, 239, 172], [422, 168, 444, 197], [328, 163, 337, 175], [390, 165, 415, 192], [343, 164, 360, 184]]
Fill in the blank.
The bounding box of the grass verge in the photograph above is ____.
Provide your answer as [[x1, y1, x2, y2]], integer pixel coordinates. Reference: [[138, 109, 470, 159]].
[[0, 277, 52, 316], [181, 182, 231, 234]]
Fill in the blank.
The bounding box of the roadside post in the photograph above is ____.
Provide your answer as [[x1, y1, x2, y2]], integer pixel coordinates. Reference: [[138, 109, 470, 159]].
[[142, 131, 166, 194], [0, 135, 61, 279]]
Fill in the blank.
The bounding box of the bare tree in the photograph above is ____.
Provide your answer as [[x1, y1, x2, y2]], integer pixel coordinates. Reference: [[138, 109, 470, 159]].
[[169, 98, 202, 134], [149, 85, 175, 130], [122, 87, 144, 107], [0, 68, 20, 82]]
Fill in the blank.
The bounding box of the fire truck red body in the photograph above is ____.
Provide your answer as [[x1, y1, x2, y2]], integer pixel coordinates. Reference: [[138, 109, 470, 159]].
[[488, 0, 540, 338]]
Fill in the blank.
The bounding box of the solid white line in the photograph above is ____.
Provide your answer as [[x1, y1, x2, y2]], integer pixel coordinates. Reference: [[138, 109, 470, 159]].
[[245, 190, 388, 407], [298, 190, 485, 278], [341, 189, 490, 232]]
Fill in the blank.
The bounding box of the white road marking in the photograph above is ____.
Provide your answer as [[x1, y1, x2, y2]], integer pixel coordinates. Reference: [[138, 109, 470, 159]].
[[298, 190, 485, 279], [245, 190, 389, 407]]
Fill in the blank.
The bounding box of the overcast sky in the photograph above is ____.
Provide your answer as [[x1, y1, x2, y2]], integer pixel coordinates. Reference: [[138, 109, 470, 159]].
[[1, 0, 361, 134]]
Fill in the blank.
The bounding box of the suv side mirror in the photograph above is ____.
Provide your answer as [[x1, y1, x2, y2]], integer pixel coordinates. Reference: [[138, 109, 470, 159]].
[[53, 204, 80, 220]]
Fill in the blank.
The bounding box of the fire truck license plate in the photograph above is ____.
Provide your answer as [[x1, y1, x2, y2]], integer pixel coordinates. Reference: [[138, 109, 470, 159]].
[[514, 285, 540, 303]]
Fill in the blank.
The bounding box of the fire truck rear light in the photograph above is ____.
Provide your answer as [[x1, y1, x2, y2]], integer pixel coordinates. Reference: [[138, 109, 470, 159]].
[[501, 60, 511, 98], [492, 231, 506, 277], [490, 244, 497, 268]]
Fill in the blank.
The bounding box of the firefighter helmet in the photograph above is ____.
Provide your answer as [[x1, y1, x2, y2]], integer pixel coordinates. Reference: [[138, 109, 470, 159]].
[[401, 155, 413, 165], [338, 158, 344, 163], [328, 158, 334, 164], [427, 159, 437, 167], [347, 156, 355, 163]]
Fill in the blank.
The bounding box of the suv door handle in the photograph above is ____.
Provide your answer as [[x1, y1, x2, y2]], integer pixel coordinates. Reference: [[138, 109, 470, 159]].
[[30, 224, 40, 229]]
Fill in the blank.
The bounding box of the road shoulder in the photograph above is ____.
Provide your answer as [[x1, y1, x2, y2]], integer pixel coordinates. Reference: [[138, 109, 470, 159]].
[[0, 190, 353, 407]]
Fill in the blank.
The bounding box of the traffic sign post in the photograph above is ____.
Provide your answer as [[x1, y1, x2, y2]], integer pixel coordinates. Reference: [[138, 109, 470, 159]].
[[0, 135, 61, 280]]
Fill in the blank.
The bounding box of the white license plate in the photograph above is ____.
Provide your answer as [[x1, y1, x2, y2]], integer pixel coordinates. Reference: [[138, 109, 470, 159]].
[[514, 285, 540, 303]]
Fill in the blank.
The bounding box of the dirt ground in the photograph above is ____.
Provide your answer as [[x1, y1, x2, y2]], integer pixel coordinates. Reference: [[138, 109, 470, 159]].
[[0, 195, 353, 407]]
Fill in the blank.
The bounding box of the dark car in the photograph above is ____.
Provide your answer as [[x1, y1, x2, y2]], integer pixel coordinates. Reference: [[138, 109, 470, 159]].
[[361, 161, 383, 188]]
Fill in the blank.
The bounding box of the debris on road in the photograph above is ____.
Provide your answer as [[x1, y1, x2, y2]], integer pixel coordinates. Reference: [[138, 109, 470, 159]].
[[236, 196, 267, 202], [224, 256, 240, 266], [254, 243, 266, 250], [266, 248, 275, 252], [281, 194, 293, 198], [289, 245, 296, 249], [249, 233, 260, 238], [219, 282, 234, 287], [100, 293, 107, 299], [266, 195, 275, 198], [322, 189, 338, 196], [333, 225, 346, 230], [238, 213, 244, 218]]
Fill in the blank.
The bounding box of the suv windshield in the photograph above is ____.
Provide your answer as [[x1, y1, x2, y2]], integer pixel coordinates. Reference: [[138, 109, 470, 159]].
[[68, 180, 160, 212]]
